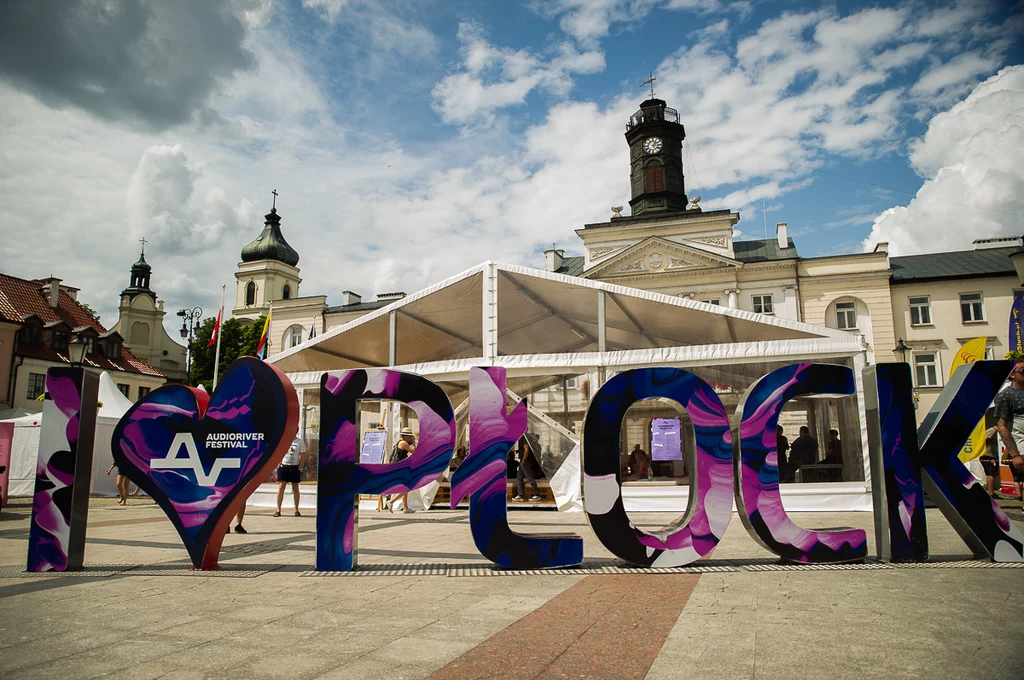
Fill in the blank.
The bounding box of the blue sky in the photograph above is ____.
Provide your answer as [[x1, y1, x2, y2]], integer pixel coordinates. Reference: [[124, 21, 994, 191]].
[[1, 0, 1022, 334]]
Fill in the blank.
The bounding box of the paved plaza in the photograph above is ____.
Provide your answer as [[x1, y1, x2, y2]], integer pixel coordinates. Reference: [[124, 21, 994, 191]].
[[1, 497, 1023, 679]]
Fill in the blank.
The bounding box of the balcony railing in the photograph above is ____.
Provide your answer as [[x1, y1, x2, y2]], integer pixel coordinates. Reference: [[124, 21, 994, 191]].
[[626, 105, 680, 131]]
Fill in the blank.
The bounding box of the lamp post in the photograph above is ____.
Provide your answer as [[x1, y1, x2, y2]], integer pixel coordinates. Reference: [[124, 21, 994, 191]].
[[893, 338, 911, 364], [68, 336, 88, 367], [177, 306, 203, 383]]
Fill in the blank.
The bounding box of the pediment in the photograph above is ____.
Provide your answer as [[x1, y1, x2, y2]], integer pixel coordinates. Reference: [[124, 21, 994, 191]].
[[583, 236, 741, 279]]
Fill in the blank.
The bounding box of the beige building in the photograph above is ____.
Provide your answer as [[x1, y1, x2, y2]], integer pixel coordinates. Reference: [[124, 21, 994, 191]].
[[889, 236, 1021, 417], [110, 250, 188, 382]]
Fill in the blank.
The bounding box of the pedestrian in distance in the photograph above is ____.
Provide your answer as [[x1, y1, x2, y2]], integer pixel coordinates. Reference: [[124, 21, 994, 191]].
[[274, 435, 307, 517]]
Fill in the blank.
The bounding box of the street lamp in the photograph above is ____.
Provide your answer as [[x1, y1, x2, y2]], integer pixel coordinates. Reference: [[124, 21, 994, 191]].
[[893, 338, 911, 364], [68, 336, 88, 367], [177, 306, 203, 382]]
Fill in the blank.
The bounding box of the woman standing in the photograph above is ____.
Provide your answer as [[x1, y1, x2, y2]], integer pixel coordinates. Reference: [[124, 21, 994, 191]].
[[387, 428, 417, 513]]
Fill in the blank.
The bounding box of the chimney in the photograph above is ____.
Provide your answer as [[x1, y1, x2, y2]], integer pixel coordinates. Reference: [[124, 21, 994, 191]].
[[873, 242, 888, 254], [341, 290, 362, 306], [776, 223, 788, 250], [544, 247, 564, 272], [972, 236, 1021, 250], [376, 291, 406, 302], [39, 277, 62, 308]]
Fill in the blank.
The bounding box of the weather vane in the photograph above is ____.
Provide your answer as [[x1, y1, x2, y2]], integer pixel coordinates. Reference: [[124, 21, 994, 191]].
[[641, 71, 656, 99], [271, 188, 279, 210], [139, 236, 147, 256]]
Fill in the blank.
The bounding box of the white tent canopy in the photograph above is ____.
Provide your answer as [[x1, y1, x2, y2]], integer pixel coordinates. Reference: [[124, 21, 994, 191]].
[[272, 261, 866, 384]]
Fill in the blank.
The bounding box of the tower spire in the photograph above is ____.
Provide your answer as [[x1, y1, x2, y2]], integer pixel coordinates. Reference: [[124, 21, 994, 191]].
[[271, 188, 279, 212], [641, 71, 656, 99]]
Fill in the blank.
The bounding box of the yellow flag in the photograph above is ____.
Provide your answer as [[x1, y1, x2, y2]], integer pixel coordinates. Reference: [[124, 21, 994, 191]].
[[950, 337, 988, 462]]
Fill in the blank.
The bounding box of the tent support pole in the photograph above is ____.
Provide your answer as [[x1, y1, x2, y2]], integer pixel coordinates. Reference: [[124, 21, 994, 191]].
[[389, 311, 397, 366], [483, 262, 499, 364], [597, 290, 607, 388]]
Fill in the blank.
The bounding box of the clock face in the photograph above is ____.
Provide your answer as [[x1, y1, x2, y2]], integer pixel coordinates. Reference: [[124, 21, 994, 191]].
[[642, 137, 663, 154]]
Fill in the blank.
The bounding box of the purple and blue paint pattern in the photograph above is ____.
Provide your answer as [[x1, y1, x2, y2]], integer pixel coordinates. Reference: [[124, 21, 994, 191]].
[[113, 357, 298, 569], [582, 368, 732, 567], [736, 363, 867, 563], [317, 369, 456, 571], [876, 361, 1024, 562], [27, 369, 95, 572], [449, 367, 582, 569]]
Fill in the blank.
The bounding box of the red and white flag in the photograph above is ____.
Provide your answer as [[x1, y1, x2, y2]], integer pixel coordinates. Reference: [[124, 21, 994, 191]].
[[207, 305, 223, 347]]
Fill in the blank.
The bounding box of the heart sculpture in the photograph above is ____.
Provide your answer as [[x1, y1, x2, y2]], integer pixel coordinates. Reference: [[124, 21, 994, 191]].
[[112, 357, 298, 569]]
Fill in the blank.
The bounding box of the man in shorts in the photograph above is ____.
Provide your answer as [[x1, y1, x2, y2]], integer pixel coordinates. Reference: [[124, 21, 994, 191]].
[[992, 361, 1024, 509], [274, 436, 307, 517]]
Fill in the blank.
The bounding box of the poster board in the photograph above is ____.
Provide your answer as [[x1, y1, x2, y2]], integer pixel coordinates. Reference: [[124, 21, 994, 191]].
[[360, 429, 388, 465], [651, 417, 682, 461]]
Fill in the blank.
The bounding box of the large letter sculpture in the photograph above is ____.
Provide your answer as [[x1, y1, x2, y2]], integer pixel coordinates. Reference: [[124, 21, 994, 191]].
[[734, 363, 867, 563], [583, 368, 732, 567], [449, 367, 583, 569], [27, 367, 99, 572], [113, 357, 298, 569], [317, 369, 455, 571], [867, 361, 1024, 562]]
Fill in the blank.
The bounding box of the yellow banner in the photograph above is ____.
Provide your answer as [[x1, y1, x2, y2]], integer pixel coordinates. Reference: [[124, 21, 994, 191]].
[[951, 337, 988, 462]]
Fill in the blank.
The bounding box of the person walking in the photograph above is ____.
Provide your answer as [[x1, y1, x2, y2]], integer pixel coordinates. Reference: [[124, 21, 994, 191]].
[[512, 439, 541, 501], [387, 428, 417, 513], [106, 462, 129, 505], [776, 426, 790, 482], [993, 361, 1024, 511], [788, 426, 819, 480], [273, 435, 306, 517]]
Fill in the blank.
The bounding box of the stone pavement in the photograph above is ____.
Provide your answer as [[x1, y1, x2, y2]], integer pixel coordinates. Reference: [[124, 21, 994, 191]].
[[1, 496, 1022, 679]]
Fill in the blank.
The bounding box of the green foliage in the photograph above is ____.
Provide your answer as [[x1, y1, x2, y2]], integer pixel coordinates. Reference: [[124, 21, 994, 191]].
[[79, 302, 101, 322], [187, 315, 265, 387]]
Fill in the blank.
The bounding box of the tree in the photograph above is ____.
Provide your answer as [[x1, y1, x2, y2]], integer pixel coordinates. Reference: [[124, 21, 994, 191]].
[[79, 302, 101, 323], [187, 315, 265, 387]]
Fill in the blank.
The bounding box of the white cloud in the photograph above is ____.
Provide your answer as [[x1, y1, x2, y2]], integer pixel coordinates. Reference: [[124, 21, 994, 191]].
[[862, 65, 1024, 255], [431, 22, 604, 127]]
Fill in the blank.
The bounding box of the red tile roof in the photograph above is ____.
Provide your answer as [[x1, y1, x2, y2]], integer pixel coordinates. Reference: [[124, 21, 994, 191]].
[[0, 272, 164, 378]]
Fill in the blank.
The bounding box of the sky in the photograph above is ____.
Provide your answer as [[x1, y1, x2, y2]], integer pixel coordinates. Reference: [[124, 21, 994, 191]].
[[1, 0, 1022, 340]]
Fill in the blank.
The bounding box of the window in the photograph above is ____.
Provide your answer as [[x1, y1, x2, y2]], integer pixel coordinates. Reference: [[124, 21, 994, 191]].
[[27, 373, 45, 400], [752, 294, 774, 315], [836, 301, 857, 330], [138, 386, 151, 399], [117, 384, 130, 397], [914, 353, 940, 387], [245, 281, 256, 306], [909, 296, 931, 326], [564, 377, 578, 389], [703, 299, 720, 306], [282, 284, 291, 300], [285, 325, 304, 348], [644, 161, 664, 193], [960, 293, 984, 322], [83, 337, 95, 355], [105, 341, 121, 360], [52, 331, 69, 350], [20, 325, 42, 346]]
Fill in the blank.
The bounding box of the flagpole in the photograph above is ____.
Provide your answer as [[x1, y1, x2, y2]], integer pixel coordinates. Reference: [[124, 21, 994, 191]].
[[212, 285, 225, 390]]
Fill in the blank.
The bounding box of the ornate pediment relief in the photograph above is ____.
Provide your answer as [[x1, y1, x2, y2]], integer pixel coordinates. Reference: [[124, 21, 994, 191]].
[[584, 236, 740, 279], [693, 236, 728, 248]]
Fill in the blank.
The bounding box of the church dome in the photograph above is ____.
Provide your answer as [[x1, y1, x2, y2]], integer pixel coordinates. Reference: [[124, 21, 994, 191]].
[[240, 208, 300, 267]]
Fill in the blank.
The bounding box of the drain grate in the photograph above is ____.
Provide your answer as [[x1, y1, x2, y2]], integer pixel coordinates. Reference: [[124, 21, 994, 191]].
[[0, 564, 138, 578], [743, 562, 893, 572], [300, 563, 451, 577], [892, 560, 1024, 569], [124, 562, 284, 578]]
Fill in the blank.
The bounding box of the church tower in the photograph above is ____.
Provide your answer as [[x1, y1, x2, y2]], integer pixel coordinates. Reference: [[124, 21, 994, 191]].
[[233, 195, 302, 323], [624, 98, 688, 216], [111, 244, 188, 381]]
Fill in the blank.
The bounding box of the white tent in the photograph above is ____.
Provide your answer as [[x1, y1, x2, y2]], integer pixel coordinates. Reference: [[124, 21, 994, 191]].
[[270, 262, 872, 511], [1, 371, 136, 499]]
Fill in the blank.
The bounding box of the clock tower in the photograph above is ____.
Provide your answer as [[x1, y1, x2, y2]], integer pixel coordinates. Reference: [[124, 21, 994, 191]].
[[625, 98, 688, 216]]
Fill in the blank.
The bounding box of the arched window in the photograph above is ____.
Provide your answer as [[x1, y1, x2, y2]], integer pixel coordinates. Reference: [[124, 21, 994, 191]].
[[284, 324, 304, 349], [644, 160, 664, 193], [245, 281, 256, 306], [282, 284, 291, 300]]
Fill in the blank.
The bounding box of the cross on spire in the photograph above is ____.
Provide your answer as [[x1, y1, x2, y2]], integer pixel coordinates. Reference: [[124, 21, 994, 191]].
[[641, 71, 656, 99], [139, 236, 147, 256], [271, 189, 279, 210]]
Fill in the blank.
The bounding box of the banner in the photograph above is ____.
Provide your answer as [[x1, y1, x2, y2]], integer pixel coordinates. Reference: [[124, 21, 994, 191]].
[[951, 337, 988, 463], [1009, 294, 1024, 356], [0, 422, 12, 508], [359, 429, 387, 464]]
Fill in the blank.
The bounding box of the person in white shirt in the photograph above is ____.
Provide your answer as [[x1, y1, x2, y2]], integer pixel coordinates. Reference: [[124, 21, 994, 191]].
[[274, 436, 307, 517]]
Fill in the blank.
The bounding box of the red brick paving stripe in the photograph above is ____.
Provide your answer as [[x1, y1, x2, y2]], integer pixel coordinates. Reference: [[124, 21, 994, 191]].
[[428, 573, 700, 680]]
